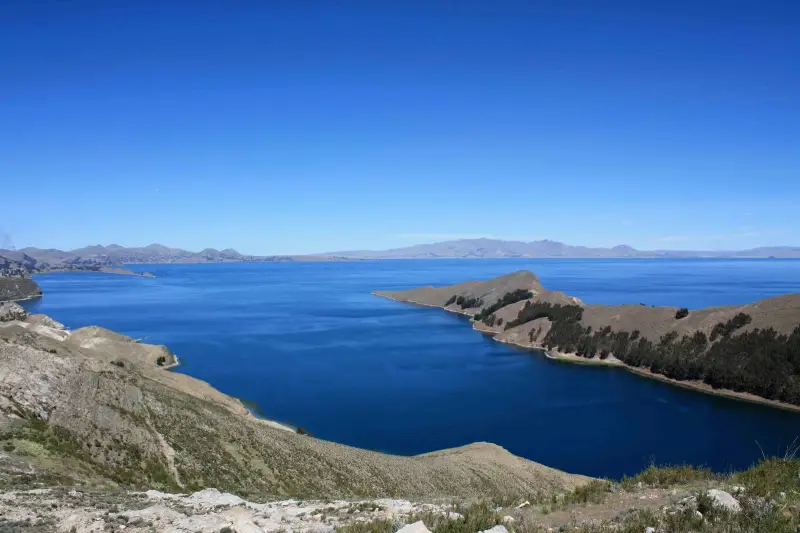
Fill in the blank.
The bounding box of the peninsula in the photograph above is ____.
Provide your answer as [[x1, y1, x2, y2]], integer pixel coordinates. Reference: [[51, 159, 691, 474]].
[[374, 271, 800, 410]]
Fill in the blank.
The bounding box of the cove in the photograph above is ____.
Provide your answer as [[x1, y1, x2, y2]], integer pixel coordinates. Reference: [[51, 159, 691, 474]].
[[25, 258, 800, 479]]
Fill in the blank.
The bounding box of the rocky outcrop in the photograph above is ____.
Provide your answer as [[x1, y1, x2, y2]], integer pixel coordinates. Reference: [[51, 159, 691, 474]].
[[0, 302, 28, 322], [0, 277, 41, 302], [25, 313, 66, 330]]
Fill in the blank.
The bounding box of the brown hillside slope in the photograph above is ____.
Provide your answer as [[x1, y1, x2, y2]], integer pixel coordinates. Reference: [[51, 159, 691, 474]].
[[373, 271, 580, 312], [376, 270, 800, 342], [0, 307, 587, 500]]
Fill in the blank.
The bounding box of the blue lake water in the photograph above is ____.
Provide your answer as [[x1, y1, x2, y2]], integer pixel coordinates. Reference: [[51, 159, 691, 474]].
[[24, 259, 800, 479]]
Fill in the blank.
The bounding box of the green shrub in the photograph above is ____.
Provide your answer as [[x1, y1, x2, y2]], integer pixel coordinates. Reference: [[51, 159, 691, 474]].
[[621, 463, 715, 490]]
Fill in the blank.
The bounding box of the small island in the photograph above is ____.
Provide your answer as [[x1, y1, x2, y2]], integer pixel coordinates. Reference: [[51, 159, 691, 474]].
[[375, 270, 800, 411]]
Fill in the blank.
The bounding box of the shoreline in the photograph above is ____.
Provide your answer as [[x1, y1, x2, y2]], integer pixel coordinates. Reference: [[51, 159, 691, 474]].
[[376, 293, 800, 414], [160, 352, 296, 432], [36, 268, 155, 278], [3, 293, 43, 303]]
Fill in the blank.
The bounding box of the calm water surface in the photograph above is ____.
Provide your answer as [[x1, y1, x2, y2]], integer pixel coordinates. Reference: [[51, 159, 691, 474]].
[[25, 259, 800, 478]]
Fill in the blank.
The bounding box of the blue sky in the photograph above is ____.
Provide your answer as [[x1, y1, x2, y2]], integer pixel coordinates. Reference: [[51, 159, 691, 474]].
[[2, 1, 798, 254]]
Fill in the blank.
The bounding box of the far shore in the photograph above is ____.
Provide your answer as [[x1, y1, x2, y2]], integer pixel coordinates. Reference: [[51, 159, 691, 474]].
[[375, 291, 800, 414], [35, 268, 155, 278]]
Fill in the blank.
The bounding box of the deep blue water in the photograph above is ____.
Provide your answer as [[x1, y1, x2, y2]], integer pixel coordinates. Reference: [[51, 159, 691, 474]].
[[24, 259, 800, 479]]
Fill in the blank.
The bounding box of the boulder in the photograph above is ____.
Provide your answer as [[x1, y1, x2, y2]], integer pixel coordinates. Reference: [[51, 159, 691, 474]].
[[397, 521, 432, 533], [706, 489, 741, 512], [479, 526, 509, 533], [188, 488, 246, 507], [0, 302, 27, 322]]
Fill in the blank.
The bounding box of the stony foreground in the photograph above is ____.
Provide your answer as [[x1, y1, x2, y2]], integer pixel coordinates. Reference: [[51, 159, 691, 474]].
[[0, 486, 460, 533], [2, 464, 798, 533]]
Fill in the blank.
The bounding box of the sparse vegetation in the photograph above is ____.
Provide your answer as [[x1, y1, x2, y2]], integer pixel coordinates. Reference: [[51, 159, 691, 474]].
[[564, 478, 613, 504], [515, 305, 800, 405], [455, 296, 483, 309], [506, 301, 583, 330], [675, 307, 689, 319], [156, 355, 167, 366], [474, 289, 534, 324], [710, 312, 752, 341], [407, 502, 501, 533], [621, 463, 715, 490]]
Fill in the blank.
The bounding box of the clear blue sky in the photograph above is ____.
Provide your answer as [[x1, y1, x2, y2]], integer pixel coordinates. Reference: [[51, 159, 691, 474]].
[[2, 1, 798, 254]]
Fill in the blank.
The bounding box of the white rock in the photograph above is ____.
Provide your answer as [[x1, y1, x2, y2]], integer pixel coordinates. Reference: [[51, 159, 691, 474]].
[[144, 489, 173, 500], [502, 515, 515, 524], [396, 521, 432, 533], [706, 489, 741, 512], [645, 527, 656, 533], [731, 485, 746, 495], [694, 510, 703, 519], [188, 488, 245, 507], [479, 526, 508, 533], [516, 500, 530, 508]]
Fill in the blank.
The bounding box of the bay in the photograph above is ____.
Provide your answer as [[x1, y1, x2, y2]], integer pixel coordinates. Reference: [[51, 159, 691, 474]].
[[25, 258, 800, 478]]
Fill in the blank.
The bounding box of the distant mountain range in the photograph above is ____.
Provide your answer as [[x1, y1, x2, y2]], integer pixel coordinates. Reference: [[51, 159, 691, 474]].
[[3, 240, 798, 273], [0, 244, 346, 272], [327, 238, 800, 259]]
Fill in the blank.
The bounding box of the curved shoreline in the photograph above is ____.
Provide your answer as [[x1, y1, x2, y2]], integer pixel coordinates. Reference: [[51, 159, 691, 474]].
[[4, 293, 43, 303], [374, 292, 800, 414]]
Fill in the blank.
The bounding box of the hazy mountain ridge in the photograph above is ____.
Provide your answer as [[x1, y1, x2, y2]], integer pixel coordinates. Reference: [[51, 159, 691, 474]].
[[2, 244, 346, 269], [330, 238, 800, 259]]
